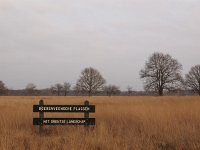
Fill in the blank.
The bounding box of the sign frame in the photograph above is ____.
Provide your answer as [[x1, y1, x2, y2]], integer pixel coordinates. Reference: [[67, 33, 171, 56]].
[[33, 100, 96, 127]]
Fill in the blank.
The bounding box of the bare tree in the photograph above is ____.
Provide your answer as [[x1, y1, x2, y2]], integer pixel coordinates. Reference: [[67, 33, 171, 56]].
[[0, 80, 8, 95], [25, 83, 36, 95], [185, 65, 200, 95], [73, 85, 84, 95], [140, 52, 183, 96], [50, 86, 57, 95], [104, 85, 121, 96], [127, 86, 132, 95], [63, 82, 71, 96], [75, 67, 106, 96], [51, 83, 63, 96]]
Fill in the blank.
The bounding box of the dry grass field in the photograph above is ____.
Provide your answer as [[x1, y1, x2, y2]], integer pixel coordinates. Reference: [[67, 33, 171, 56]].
[[0, 96, 200, 150]]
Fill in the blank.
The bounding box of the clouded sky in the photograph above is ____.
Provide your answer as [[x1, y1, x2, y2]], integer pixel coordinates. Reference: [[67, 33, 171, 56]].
[[0, 0, 200, 90]]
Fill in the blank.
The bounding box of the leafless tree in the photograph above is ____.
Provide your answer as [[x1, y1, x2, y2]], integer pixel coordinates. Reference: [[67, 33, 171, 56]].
[[185, 65, 200, 95], [75, 67, 106, 96], [63, 82, 71, 96], [51, 83, 63, 96], [0, 80, 8, 95], [25, 83, 36, 95], [50, 86, 56, 95], [73, 85, 84, 95], [140, 52, 183, 96], [127, 86, 132, 95], [104, 85, 121, 96]]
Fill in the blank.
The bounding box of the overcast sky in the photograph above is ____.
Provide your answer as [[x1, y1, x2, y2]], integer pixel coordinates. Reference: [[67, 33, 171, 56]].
[[0, 0, 200, 90]]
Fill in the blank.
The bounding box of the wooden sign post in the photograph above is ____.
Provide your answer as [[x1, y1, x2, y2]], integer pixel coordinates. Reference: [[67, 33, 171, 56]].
[[33, 100, 95, 130], [39, 99, 44, 133]]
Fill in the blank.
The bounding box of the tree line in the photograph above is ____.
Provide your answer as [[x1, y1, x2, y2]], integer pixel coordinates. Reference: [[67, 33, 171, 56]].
[[0, 52, 200, 96], [0, 67, 121, 96]]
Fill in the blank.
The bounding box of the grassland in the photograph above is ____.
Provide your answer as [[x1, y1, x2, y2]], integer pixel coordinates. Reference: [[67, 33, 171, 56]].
[[0, 96, 200, 150]]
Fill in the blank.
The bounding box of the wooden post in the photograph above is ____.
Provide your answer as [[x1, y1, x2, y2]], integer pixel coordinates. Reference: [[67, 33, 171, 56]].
[[84, 100, 89, 127], [39, 99, 44, 134]]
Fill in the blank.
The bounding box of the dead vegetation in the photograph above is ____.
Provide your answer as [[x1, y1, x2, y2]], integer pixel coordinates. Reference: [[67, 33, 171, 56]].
[[0, 96, 200, 150]]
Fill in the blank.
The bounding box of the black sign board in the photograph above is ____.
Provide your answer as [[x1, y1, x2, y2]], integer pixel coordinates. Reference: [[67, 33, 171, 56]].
[[33, 118, 95, 125], [33, 100, 96, 127], [33, 105, 95, 113]]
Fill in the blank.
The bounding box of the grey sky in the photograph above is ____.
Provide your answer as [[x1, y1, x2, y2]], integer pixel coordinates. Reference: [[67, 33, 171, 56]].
[[0, 0, 200, 90]]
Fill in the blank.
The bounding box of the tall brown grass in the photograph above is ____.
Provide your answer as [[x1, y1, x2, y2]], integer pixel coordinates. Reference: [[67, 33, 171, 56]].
[[0, 96, 200, 150]]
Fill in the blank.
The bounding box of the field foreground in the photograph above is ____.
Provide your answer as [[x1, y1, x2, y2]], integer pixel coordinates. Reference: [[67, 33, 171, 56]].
[[0, 96, 200, 150]]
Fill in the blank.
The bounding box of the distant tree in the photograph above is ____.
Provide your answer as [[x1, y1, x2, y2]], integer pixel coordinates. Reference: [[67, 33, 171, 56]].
[[63, 82, 71, 96], [127, 86, 132, 95], [51, 83, 63, 96], [50, 86, 57, 95], [75, 67, 106, 96], [185, 65, 200, 96], [73, 85, 84, 96], [104, 85, 121, 96], [0, 80, 8, 95], [73, 86, 80, 95], [140, 52, 183, 96], [25, 83, 36, 95]]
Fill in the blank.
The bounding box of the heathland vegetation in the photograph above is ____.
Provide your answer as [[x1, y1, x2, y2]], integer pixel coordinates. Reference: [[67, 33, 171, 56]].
[[1, 96, 200, 150]]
